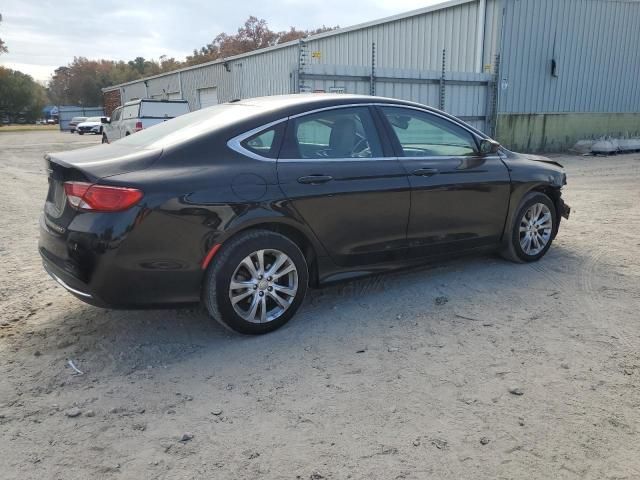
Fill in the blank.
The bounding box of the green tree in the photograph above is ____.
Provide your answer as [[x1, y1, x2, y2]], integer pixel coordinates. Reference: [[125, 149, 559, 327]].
[[0, 13, 8, 54], [0, 67, 48, 121]]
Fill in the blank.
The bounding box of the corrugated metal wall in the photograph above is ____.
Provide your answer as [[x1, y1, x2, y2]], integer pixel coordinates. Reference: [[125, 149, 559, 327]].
[[304, 0, 492, 72], [499, 0, 640, 113]]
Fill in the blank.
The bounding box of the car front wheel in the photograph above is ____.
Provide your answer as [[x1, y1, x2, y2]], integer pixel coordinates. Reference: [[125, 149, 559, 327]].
[[203, 230, 309, 334], [101, 134, 109, 144], [502, 191, 557, 263]]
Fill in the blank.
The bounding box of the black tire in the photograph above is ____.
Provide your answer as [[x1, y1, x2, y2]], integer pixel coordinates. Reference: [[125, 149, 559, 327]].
[[501, 191, 557, 263], [203, 229, 309, 335], [101, 134, 109, 144], [78, 131, 84, 135]]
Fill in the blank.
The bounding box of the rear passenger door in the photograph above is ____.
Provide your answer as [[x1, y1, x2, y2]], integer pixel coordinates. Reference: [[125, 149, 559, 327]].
[[277, 106, 410, 267]]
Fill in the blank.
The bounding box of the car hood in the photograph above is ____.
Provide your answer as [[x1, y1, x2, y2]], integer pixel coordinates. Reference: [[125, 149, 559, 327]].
[[77, 121, 101, 127], [511, 151, 564, 169]]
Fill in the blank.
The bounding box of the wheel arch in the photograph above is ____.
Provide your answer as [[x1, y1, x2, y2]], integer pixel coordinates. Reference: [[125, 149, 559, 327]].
[[502, 181, 562, 246], [213, 219, 324, 287]]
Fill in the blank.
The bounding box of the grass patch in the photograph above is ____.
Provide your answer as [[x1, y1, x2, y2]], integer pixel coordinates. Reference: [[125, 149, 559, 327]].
[[0, 124, 60, 132]]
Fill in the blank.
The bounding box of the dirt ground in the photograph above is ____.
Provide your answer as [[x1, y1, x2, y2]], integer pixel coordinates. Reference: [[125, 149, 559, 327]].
[[1, 130, 639, 480]]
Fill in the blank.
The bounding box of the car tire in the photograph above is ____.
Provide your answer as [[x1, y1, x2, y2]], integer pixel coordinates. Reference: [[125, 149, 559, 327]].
[[78, 131, 84, 135], [203, 230, 309, 335], [501, 192, 557, 263], [101, 134, 109, 144]]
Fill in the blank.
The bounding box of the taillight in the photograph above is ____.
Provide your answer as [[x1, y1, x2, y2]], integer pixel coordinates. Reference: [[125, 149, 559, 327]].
[[63, 182, 143, 212], [134, 121, 143, 132]]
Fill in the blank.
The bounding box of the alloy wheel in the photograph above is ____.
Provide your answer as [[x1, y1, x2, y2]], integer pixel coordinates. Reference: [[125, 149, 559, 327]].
[[228, 249, 298, 323], [519, 202, 553, 255]]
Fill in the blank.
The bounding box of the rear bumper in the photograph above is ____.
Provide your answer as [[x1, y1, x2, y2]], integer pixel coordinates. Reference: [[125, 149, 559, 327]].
[[41, 257, 109, 308], [38, 211, 203, 309]]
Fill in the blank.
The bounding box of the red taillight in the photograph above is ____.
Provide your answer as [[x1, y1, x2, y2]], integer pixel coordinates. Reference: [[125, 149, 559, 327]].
[[63, 182, 143, 212], [134, 121, 143, 132]]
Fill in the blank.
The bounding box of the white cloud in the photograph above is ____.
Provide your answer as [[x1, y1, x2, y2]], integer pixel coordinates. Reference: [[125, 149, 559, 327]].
[[0, 0, 443, 82]]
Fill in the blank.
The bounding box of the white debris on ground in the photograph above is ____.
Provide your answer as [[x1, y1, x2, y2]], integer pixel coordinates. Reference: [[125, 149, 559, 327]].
[[572, 136, 640, 155]]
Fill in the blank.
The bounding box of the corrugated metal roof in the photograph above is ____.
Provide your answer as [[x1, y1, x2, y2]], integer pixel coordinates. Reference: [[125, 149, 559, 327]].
[[103, 0, 476, 91]]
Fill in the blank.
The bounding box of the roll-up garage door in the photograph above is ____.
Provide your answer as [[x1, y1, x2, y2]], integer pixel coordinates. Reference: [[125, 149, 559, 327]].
[[198, 87, 218, 109]]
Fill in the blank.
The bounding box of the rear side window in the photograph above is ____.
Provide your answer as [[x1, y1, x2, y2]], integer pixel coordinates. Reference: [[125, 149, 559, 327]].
[[381, 106, 477, 157], [122, 104, 140, 120], [140, 101, 190, 119], [240, 124, 284, 159], [280, 107, 382, 159]]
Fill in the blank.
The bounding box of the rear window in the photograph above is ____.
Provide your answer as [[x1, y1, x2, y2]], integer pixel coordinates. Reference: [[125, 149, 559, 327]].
[[140, 101, 189, 119], [114, 103, 267, 149]]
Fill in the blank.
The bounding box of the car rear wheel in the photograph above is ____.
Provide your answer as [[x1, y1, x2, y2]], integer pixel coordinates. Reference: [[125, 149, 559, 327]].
[[203, 230, 309, 334], [501, 192, 557, 263]]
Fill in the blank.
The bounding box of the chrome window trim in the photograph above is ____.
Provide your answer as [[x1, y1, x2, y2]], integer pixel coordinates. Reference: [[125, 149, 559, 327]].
[[278, 157, 395, 163], [226, 101, 487, 162], [226, 118, 286, 162]]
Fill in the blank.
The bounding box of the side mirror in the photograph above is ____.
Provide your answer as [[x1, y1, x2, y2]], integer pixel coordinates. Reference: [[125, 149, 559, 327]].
[[479, 138, 500, 155], [101, 117, 110, 124]]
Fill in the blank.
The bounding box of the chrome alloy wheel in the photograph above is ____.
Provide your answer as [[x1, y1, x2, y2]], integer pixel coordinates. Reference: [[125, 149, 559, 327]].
[[228, 249, 298, 323], [519, 202, 553, 255]]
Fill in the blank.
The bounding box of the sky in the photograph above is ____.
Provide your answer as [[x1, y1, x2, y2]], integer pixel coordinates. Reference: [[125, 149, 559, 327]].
[[0, 0, 444, 83]]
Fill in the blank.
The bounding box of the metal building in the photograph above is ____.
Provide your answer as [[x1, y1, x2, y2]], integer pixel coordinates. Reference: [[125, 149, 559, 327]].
[[102, 0, 640, 152]]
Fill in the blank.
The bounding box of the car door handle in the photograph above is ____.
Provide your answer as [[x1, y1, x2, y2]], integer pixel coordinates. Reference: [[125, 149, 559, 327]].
[[412, 167, 439, 177], [297, 175, 334, 185]]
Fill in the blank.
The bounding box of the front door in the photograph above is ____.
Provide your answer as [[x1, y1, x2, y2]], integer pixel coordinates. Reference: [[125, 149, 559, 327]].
[[378, 106, 511, 257], [277, 106, 410, 267]]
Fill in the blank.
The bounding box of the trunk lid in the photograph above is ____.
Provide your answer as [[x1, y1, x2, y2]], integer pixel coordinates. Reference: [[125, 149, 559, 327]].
[[43, 143, 161, 228]]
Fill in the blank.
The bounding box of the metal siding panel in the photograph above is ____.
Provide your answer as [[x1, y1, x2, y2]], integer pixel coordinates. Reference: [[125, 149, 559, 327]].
[[501, 0, 640, 113]]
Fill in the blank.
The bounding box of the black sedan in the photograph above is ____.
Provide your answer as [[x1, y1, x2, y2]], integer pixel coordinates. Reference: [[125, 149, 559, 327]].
[[39, 94, 570, 334]]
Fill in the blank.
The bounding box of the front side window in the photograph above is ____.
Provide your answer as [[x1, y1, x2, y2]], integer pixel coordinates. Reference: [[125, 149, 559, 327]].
[[111, 108, 121, 122], [381, 107, 477, 157], [281, 107, 382, 159]]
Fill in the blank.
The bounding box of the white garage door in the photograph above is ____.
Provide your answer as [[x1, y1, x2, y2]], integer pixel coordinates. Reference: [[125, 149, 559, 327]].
[[198, 87, 218, 109]]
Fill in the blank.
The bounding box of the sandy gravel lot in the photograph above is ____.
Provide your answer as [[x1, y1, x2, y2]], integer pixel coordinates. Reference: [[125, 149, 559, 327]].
[[1, 130, 639, 480]]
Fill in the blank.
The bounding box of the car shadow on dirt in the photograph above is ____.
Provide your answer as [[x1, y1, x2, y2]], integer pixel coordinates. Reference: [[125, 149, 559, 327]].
[[24, 246, 585, 381]]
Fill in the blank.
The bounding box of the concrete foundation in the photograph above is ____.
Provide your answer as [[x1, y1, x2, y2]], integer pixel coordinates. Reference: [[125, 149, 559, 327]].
[[496, 113, 640, 153]]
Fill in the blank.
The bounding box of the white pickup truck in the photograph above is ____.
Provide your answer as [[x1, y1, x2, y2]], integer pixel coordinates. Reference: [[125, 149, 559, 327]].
[[101, 99, 190, 143]]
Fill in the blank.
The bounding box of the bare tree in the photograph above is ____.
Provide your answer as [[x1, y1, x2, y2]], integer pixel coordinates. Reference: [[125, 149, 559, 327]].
[[0, 14, 8, 54]]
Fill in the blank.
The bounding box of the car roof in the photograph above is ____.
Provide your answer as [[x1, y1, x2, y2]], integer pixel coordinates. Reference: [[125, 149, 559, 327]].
[[234, 93, 422, 110], [229, 93, 485, 136], [123, 99, 189, 106]]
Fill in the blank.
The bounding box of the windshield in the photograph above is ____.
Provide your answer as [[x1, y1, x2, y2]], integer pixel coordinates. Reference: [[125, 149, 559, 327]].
[[114, 103, 266, 149]]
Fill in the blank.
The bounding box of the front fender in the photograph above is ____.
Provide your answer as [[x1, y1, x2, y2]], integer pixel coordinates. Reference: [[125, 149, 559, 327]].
[[500, 151, 567, 245]]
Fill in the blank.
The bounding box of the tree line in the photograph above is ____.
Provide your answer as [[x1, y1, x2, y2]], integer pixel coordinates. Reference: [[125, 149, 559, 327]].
[[0, 16, 337, 119], [0, 13, 48, 122]]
